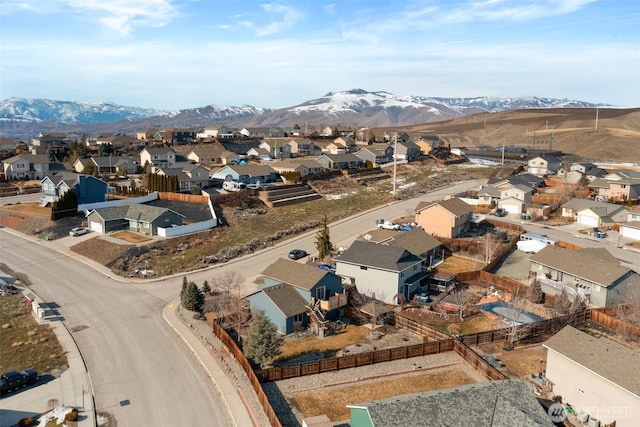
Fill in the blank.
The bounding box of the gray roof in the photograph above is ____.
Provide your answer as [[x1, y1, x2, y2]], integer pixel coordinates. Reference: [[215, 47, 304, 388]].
[[336, 240, 423, 272], [226, 164, 276, 176], [261, 284, 309, 318], [261, 258, 330, 291], [529, 246, 632, 287], [384, 228, 441, 255], [5, 153, 51, 164], [49, 171, 79, 186], [544, 326, 640, 397], [91, 202, 183, 222], [562, 198, 613, 211], [317, 153, 362, 163], [415, 197, 473, 216], [348, 379, 553, 427], [142, 147, 175, 155]]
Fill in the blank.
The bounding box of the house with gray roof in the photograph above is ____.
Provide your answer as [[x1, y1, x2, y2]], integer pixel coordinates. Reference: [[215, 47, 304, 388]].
[[156, 163, 210, 192], [139, 147, 176, 170], [528, 246, 639, 307], [271, 158, 325, 178], [2, 153, 52, 180], [355, 144, 394, 166], [543, 325, 640, 427], [575, 202, 628, 228], [619, 220, 640, 241], [335, 240, 426, 305], [414, 198, 474, 238], [347, 379, 553, 427], [40, 172, 108, 205], [394, 140, 421, 161], [210, 164, 278, 184], [247, 259, 345, 334], [86, 202, 183, 235], [315, 153, 364, 170]]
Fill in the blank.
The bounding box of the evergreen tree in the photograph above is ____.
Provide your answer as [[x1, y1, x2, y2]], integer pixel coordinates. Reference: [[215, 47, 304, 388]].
[[243, 310, 282, 367], [554, 289, 572, 315], [180, 276, 188, 301], [181, 281, 203, 312], [315, 214, 333, 259], [202, 280, 211, 296], [82, 161, 98, 177]]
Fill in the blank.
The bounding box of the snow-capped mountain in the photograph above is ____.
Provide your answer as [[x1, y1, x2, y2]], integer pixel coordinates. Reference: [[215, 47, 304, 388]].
[[0, 90, 604, 139], [0, 98, 167, 124]]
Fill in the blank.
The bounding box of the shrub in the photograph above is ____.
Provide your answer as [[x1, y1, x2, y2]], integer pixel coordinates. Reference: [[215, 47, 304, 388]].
[[18, 418, 35, 427], [450, 242, 460, 252], [65, 408, 79, 422], [459, 241, 469, 251], [467, 245, 478, 255]]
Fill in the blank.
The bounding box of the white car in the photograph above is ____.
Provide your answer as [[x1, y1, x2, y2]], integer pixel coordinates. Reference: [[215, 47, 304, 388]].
[[69, 227, 89, 237], [378, 221, 401, 230]]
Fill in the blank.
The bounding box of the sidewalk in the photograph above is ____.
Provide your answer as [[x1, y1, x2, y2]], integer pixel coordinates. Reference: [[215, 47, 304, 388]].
[[0, 285, 96, 427], [162, 300, 255, 427]]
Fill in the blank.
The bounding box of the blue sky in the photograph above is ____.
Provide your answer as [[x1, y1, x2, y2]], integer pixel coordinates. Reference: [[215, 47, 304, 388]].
[[1, 0, 638, 110]]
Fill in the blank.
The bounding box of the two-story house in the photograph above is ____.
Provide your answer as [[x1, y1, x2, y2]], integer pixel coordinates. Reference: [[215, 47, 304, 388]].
[[287, 139, 320, 157], [156, 163, 210, 192], [414, 198, 474, 239], [527, 155, 561, 177], [259, 139, 292, 159], [210, 164, 278, 185], [355, 144, 394, 166], [41, 172, 108, 205], [529, 246, 638, 307], [247, 259, 346, 335], [140, 147, 176, 171], [335, 240, 427, 305], [395, 140, 421, 161], [186, 147, 239, 165], [3, 154, 51, 180]]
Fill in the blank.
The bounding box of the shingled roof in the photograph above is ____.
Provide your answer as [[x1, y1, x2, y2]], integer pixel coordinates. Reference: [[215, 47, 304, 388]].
[[544, 325, 640, 397], [348, 379, 553, 427], [336, 240, 423, 272], [261, 258, 330, 291], [414, 197, 473, 216], [529, 246, 632, 287], [260, 284, 309, 318]]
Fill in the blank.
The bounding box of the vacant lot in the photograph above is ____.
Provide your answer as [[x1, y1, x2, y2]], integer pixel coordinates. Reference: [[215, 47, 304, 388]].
[[0, 293, 68, 374]]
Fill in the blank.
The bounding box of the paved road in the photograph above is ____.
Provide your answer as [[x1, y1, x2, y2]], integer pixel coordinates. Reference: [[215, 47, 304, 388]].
[[0, 232, 232, 427]]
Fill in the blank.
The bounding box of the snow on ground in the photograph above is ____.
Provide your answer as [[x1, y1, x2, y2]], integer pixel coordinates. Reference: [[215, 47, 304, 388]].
[[325, 190, 358, 200], [36, 405, 75, 427], [465, 157, 501, 167]]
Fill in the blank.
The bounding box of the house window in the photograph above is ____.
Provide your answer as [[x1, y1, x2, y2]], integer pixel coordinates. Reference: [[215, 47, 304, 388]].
[[413, 265, 417, 271], [360, 266, 367, 270], [293, 313, 304, 323]]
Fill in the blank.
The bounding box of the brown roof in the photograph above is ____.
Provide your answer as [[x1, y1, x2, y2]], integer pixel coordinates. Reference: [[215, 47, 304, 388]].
[[415, 198, 473, 216], [529, 246, 632, 287], [261, 258, 328, 291], [544, 325, 640, 397], [261, 284, 308, 318], [384, 228, 441, 255]]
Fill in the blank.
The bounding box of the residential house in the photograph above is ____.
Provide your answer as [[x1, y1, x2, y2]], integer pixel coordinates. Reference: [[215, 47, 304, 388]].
[[247, 259, 345, 334], [30, 132, 68, 154], [287, 139, 320, 157], [86, 202, 184, 235], [383, 228, 443, 270], [94, 134, 138, 150], [139, 147, 176, 170], [246, 147, 271, 161], [40, 172, 108, 205], [415, 136, 440, 155], [335, 240, 427, 304], [589, 178, 640, 203], [496, 184, 533, 215], [333, 137, 356, 152], [603, 169, 640, 181], [619, 221, 640, 241], [574, 202, 628, 228], [348, 380, 554, 427], [561, 199, 619, 221], [210, 164, 278, 184], [196, 125, 230, 140], [394, 140, 421, 161], [166, 128, 196, 144], [543, 326, 640, 427], [156, 163, 210, 192], [527, 155, 561, 176], [271, 159, 324, 178], [355, 144, 394, 166], [414, 198, 474, 239], [528, 246, 639, 307], [187, 147, 239, 165], [259, 139, 292, 159], [315, 153, 363, 170], [219, 140, 262, 156], [320, 126, 333, 137], [0, 138, 18, 160], [240, 127, 285, 138], [568, 162, 607, 181], [2, 154, 51, 180], [487, 173, 545, 190]]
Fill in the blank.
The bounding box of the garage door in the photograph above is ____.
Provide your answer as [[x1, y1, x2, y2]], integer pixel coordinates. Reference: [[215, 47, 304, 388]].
[[621, 226, 640, 240], [578, 215, 598, 227], [89, 221, 103, 233]]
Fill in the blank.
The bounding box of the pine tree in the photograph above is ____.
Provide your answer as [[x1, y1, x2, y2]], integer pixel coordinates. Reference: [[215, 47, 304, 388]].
[[554, 289, 572, 315], [181, 281, 203, 312], [202, 280, 211, 296], [180, 276, 188, 301], [243, 310, 283, 367], [528, 280, 545, 304], [315, 214, 333, 259]]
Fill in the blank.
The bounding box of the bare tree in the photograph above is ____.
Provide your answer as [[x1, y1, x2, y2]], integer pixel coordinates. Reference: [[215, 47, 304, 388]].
[[451, 284, 468, 321], [210, 271, 247, 329], [481, 233, 502, 266], [350, 289, 390, 329]]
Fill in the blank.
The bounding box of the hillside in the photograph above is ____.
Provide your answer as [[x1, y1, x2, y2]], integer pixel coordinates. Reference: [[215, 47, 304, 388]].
[[381, 108, 640, 163]]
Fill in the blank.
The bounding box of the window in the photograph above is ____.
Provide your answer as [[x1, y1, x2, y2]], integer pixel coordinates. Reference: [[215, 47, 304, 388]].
[[360, 266, 367, 270]]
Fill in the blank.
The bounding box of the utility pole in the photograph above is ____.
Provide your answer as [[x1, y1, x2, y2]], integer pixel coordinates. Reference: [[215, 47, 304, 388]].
[[501, 135, 505, 165], [595, 107, 599, 130], [392, 132, 397, 198]]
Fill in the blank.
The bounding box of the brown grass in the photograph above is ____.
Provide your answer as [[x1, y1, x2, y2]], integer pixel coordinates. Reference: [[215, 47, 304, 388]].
[[0, 293, 68, 374], [1, 202, 50, 216], [292, 368, 479, 421], [276, 324, 369, 361], [111, 231, 152, 243], [436, 254, 478, 274]]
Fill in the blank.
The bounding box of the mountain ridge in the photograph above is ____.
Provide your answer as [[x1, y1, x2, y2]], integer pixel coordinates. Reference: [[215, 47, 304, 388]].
[[0, 90, 611, 139]]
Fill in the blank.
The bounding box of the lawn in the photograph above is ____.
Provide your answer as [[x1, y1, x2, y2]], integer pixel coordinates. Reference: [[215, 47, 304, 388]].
[[1, 202, 50, 216], [292, 368, 479, 422], [276, 324, 370, 362], [0, 293, 68, 374], [111, 230, 152, 243], [436, 254, 479, 275]]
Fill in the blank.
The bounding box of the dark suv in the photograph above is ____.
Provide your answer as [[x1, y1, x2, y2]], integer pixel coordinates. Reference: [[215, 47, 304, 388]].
[[0, 369, 38, 396]]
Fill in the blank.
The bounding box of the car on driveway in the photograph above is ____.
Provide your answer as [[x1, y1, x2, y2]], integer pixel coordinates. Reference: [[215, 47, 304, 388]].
[[288, 249, 308, 260], [69, 227, 89, 237], [494, 208, 507, 217]]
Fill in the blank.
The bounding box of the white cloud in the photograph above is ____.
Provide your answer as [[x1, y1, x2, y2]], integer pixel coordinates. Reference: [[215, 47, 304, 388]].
[[238, 2, 304, 36]]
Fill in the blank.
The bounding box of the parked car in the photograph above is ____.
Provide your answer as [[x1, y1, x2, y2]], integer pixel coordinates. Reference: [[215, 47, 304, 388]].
[[494, 208, 507, 217], [317, 264, 336, 274], [288, 249, 308, 260], [69, 227, 89, 237], [377, 221, 401, 230], [0, 369, 37, 396], [0, 284, 19, 296]]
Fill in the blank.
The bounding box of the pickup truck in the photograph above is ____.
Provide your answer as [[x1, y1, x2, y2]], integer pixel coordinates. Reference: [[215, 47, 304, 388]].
[[377, 221, 401, 230], [0, 369, 37, 396]]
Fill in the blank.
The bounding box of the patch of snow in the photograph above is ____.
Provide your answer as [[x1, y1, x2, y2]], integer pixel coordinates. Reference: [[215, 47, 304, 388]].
[[36, 405, 75, 427], [399, 181, 417, 189]]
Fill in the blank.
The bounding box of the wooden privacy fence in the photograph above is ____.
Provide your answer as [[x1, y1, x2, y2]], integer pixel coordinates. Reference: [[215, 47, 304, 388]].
[[590, 306, 640, 340], [453, 340, 508, 381], [210, 321, 282, 427], [256, 340, 456, 382], [158, 191, 210, 204]]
